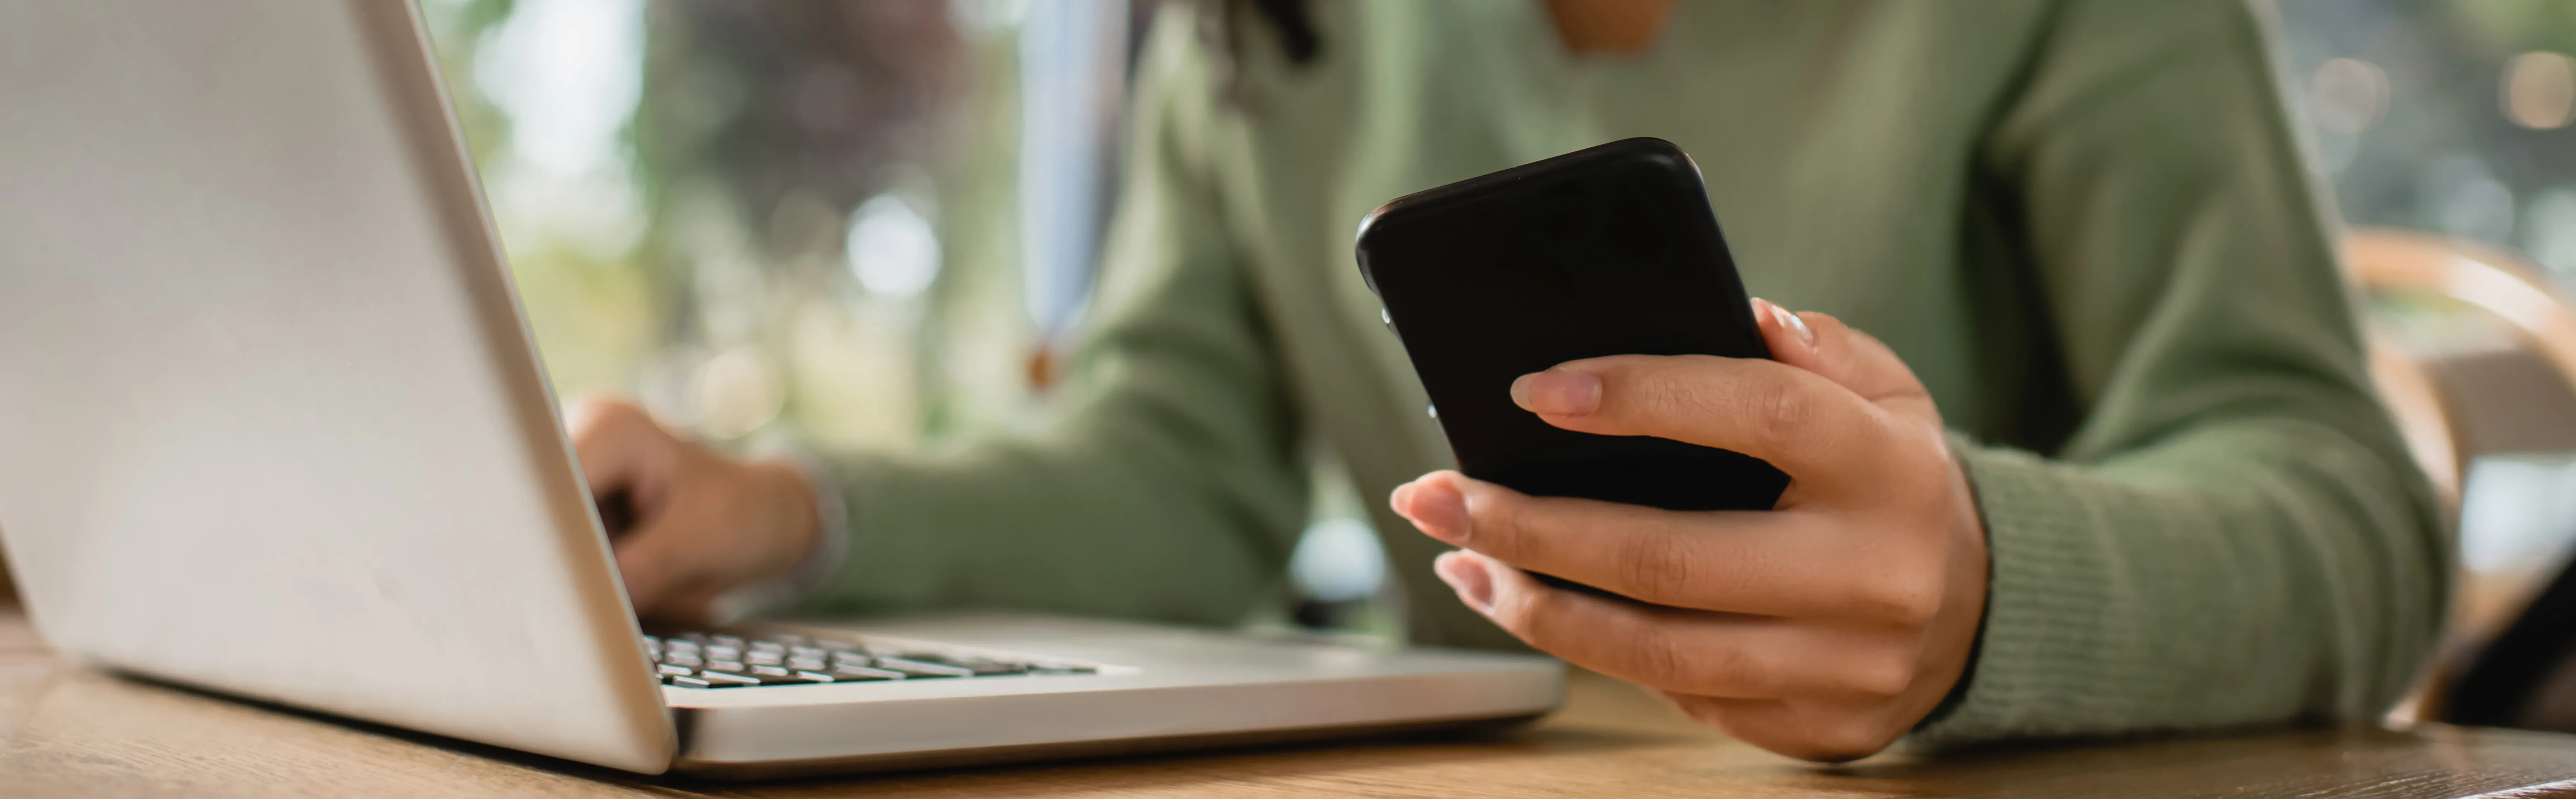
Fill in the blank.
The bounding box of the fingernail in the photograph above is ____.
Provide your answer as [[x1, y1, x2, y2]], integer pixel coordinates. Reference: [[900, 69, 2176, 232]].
[[1756, 298, 1815, 351], [1510, 370, 1601, 415], [1394, 477, 1470, 545], [1435, 551, 1495, 613]]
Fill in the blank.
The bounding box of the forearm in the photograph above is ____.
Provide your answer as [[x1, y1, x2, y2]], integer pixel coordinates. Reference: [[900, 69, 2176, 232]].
[[801, 387, 1309, 627], [1913, 414, 2447, 745]]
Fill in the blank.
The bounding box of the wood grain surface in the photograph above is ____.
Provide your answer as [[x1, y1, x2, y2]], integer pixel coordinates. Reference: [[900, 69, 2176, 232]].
[[4, 607, 2575, 798]]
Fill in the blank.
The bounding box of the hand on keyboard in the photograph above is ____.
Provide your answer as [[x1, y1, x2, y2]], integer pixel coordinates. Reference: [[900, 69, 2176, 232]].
[[566, 397, 822, 624]]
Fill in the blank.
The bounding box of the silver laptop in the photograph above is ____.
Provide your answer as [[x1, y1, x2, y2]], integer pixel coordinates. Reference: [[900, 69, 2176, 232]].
[[0, 0, 1561, 777]]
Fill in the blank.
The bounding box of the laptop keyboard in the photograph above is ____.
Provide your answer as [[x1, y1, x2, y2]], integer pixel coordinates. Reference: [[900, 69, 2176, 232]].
[[645, 631, 1097, 689]]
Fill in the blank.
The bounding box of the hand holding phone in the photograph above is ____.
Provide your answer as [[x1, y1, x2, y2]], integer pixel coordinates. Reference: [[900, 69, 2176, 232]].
[[1360, 139, 1990, 761], [1355, 138, 1789, 597]]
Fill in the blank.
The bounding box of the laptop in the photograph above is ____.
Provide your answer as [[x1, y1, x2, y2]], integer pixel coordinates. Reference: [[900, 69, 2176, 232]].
[[0, 0, 1561, 777]]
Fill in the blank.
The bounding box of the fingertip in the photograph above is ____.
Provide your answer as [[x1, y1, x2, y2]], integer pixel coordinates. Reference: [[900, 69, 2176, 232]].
[[1757, 307, 1924, 407], [1462, 552, 1563, 643], [1435, 471, 1528, 513], [1751, 298, 1816, 360], [1778, 307, 1816, 350], [1433, 551, 1495, 613], [1394, 473, 1470, 545], [1471, 548, 1535, 592], [1511, 369, 1602, 416]]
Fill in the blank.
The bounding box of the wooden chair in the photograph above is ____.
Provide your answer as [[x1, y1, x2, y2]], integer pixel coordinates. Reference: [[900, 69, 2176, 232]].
[[2343, 227, 2576, 726]]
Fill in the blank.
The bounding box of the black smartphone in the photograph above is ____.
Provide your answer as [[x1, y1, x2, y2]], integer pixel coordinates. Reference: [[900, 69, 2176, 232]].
[[1354, 137, 1790, 597]]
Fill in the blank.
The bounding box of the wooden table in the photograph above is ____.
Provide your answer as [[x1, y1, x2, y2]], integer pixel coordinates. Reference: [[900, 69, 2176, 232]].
[[7, 607, 2576, 798]]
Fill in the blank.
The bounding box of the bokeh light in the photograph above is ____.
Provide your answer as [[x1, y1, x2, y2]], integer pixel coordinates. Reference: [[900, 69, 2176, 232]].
[[847, 193, 943, 298], [2311, 57, 2391, 135], [1289, 518, 1387, 604], [689, 346, 785, 439], [2504, 51, 2576, 130]]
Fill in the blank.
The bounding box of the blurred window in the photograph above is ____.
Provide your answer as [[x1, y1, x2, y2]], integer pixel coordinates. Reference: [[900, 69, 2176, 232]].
[[2276, 1, 2576, 279], [2276, 2, 2576, 595]]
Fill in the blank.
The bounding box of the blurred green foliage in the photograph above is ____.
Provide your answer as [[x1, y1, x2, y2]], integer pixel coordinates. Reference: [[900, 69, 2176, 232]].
[[422, 0, 1037, 450]]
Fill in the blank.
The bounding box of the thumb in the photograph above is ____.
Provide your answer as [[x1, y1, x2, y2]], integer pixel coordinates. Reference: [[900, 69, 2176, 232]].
[[1750, 299, 1937, 423]]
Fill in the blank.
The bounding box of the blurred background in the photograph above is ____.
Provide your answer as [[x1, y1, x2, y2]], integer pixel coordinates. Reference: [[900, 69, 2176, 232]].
[[416, 0, 1393, 635], [386, 0, 2576, 639], [2271, 0, 2576, 659]]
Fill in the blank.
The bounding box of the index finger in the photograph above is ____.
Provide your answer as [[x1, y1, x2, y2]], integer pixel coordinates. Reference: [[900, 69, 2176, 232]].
[[1512, 354, 1899, 491]]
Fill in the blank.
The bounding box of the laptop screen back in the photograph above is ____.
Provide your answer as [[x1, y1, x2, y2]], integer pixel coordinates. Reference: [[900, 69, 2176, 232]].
[[0, 0, 673, 772]]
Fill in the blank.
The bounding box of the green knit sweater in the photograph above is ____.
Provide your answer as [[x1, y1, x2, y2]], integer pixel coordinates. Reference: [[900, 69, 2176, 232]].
[[811, 0, 2448, 745]]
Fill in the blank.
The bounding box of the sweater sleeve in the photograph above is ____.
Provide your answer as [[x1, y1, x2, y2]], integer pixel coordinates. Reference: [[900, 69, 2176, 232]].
[[797, 15, 1310, 627], [1912, 0, 2449, 744]]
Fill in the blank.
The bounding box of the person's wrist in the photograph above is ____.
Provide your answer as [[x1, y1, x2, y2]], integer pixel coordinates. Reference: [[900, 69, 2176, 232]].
[[748, 458, 824, 567], [704, 451, 849, 624], [1908, 437, 1992, 729], [694, 457, 829, 625]]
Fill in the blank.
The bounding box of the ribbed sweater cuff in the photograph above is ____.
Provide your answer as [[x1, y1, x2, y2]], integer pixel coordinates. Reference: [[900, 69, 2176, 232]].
[[1907, 436, 2128, 748]]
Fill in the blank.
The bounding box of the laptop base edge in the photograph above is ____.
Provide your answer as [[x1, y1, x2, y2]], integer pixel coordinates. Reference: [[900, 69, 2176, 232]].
[[670, 711, 1549, 779]]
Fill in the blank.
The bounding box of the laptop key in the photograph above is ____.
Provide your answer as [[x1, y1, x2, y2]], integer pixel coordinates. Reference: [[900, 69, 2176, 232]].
[[949, 659, 1030, 676], [703, 664, 813, 686], [656, 664, 693, 677], [830, 663, 905, 680], [669, 675, 716, 689], [697, 671, 761, 686], [873, 657, 974, 678], [898, 652, 1031, 676]]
